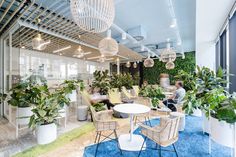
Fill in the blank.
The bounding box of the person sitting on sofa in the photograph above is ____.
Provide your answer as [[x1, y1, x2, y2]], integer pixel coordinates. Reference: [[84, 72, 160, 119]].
[[163, 81, 186, 111]]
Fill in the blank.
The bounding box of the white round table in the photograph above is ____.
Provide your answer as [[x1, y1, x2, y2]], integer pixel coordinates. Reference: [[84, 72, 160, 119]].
[[113, 103, 150, 151]]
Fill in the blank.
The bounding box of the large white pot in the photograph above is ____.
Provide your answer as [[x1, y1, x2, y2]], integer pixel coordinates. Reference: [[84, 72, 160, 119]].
[[67, 90, 77, 102], [210, 116, 234, 148], [37, 123, 57, 145], [202, 111, 210, 134], [18, 106, 33, 125]]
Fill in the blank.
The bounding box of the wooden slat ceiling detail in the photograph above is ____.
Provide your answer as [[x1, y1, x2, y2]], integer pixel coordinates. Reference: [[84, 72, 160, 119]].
[[0, 0, 144, 62]]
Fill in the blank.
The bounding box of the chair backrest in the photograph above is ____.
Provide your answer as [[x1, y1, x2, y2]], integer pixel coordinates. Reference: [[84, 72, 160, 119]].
[[134, 97, 152, 107], [108, 88, 122, 104], [159, 116, 180, 143], [122, 86, 132, 99], [132, 85, 140, 96]]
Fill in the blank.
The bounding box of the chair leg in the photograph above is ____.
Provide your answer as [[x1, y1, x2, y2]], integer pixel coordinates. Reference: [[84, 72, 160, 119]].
[[114, 130, 123, 155], [144, 117, 148, 125], [172, 144, 178, 157], [158, 145, 162, 157], [94, 132, 99, 143], [95, 132, 101, 157], [138, 137, 147, 157], [147, 117, 152, 127]]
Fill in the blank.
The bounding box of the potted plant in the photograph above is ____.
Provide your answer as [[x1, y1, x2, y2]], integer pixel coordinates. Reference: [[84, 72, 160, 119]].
[[91, 102, 107, 112], [139, 85, 165, 109], [92, 70, 110, 95], [29, 85, 61, 145], [8, 81, 38, 125], [209, 94, 236, 148]]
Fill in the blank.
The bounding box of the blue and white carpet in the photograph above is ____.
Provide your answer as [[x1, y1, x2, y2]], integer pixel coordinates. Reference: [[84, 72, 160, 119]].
[[83, 116, 231, 157]]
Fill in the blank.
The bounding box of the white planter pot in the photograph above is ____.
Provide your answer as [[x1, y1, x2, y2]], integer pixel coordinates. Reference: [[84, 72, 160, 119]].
[[37, 123, 57, 145], [67, 90, 77, 102], [18, 107, 33, 125], [210, 116, 234, 148], [192, 108, 202, 117], [202, 111, 210, 134]]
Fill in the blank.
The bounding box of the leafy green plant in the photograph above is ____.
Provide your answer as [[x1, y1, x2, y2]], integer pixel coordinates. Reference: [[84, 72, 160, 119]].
[[0, 93, 7, 104], [110, 73, 134, 90], [183, 90, 201, 115], [29, 86, 61, 129], [92, 70, 110, 95], [91, 103, 107, 112], [139, 86, 165, 108], [8, 81, 44, 108], [216, 98, 236, 124], [174, 70, 196, 91]]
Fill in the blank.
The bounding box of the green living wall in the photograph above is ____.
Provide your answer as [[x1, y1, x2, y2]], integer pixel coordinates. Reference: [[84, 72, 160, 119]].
[[143, 51, 196, 84]]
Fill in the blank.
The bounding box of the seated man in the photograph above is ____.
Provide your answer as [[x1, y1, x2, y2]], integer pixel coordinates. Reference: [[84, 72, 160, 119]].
[[163, 81, 186, 111]]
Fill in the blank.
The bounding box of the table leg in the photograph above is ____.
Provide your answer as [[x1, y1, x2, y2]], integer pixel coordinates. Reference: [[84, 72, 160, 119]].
[[130, 114, 133, 141]]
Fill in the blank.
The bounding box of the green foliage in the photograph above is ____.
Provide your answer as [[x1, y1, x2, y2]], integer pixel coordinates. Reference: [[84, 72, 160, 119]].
[[183, 90, 201, 115], [29, 85, 60, 128], [139, 85, 165, 108], [175, 70, 196, 91], [143, 52, 195, 84], [92, 70, 110, 95], [8, 80, 45, 108], [110, 73, 135, 90], [91, 103, 107, 112], [216, 98, 236, 124], [0, 93, 7, 104]]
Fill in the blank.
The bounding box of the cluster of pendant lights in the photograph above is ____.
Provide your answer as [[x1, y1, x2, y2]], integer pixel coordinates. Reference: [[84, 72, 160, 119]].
[[160, 42, 176, 69], [31, 0, 178, 70], [125, 61, 138, 68]]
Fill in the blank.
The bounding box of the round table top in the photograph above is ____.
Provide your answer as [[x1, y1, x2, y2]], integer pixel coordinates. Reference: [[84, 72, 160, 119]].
[[113, 103, 150, 115]]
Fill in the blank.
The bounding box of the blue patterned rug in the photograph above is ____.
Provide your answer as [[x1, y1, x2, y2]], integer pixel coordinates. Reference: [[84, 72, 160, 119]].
[[83, 116, 231, 157]]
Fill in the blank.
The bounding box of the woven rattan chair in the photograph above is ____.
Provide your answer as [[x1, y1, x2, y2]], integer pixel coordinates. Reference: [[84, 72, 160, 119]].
[[90, 106, 122, 156], [108, 88, 123, 104], [138, 115, 181, 157], [133, 97, 152, 126], [122, 86, 136, 99], [132, 85, 140, 97]]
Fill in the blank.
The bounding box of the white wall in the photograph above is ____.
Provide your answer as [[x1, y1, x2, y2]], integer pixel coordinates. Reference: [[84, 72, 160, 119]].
[[196, 0, 235, 70]]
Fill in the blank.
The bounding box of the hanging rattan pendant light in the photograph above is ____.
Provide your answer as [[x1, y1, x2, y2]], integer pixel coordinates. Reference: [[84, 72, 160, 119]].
[[144, 52, 154, 68], [133, 62, 137, 68], [166, 61, 175, 69], [70, 0, 115, 33], [160, 42, 176, 63], [98, 29, 118, 56]]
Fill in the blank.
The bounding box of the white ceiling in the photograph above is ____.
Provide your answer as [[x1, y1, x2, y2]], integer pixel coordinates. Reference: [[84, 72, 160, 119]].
[[196, 0, 235, 44], [113, 0, 196, 52], [32, 0, 196, 54]]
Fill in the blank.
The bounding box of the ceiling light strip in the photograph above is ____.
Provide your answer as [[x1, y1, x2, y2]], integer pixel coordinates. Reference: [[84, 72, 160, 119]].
[[53, 45, 72, 53]]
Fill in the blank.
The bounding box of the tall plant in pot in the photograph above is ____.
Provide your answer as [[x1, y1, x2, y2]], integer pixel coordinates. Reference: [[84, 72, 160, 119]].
[[29, 85, 62, 145]]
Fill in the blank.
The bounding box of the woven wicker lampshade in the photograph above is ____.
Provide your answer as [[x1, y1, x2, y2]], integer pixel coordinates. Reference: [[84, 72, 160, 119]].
[[70, 0, 115, 33], [160, 43, 176, 62], [133, 62, 137, 68], [126, 61, 131, 68], [166, 61, 175, 69], [98, 30, 118, 56], [144, 57, 154, 67]]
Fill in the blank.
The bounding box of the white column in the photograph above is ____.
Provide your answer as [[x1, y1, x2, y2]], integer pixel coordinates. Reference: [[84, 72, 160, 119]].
[[117, 58, 120, 74]]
